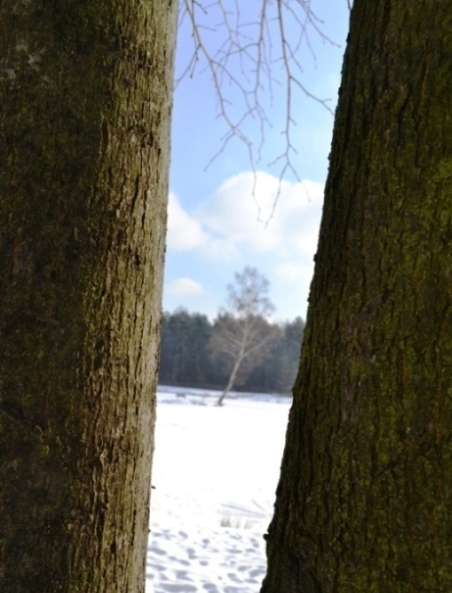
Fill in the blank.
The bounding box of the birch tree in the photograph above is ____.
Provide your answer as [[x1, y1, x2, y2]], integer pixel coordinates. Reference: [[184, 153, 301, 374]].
[[210, 267, 277, 405]]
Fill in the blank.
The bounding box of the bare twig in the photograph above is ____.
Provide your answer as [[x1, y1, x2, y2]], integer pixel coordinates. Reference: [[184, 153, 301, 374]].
[[178, 0, 338, 221]]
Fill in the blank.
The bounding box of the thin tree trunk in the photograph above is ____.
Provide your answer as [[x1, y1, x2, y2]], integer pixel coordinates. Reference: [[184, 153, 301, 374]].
[[262, 1, 452, 591], [0, 1, 177, 591], [217, 356, 243, 406]]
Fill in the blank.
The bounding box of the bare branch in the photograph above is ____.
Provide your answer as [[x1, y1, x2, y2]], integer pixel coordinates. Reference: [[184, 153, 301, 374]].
[[178, 0, 339, 220]]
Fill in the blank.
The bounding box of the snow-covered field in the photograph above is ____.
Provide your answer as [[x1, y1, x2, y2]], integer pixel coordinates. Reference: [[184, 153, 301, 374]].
[[146, 387, 291, 593]]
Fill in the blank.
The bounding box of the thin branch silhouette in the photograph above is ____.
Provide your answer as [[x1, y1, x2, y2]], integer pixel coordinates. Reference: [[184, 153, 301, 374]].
[[178, 0, 339, 222]]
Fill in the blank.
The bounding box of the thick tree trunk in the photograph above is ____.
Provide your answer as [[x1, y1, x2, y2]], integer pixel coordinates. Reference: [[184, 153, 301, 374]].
[[262, 2, 452, 592], [0, 1, 177, 591]]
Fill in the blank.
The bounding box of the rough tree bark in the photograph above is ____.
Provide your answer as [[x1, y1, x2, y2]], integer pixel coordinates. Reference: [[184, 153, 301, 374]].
[[0, 1, 177, 591], [262, 1, 452, 592]]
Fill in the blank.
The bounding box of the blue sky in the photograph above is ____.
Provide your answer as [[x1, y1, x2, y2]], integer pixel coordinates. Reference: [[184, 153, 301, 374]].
[[163, 1, 350, 322]]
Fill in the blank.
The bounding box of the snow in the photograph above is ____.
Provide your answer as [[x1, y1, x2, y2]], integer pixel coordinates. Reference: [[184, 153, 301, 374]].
[[146, 388, 291, 593]]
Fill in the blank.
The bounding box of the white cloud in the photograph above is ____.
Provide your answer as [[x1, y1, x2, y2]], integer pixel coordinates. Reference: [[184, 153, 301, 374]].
[[275, 262, 306, 283], [169, 172, 324, 261], [196, 171, 323, 259], [166, 171, 324, 315], [166, 192, 240, 262], [194, 172, 323, 319], [166, 277, 203, 297], [167, 192, 209, 251]]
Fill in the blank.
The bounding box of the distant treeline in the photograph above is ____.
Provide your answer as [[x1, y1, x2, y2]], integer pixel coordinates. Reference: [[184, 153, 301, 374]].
[[159, 308, 305, 394]]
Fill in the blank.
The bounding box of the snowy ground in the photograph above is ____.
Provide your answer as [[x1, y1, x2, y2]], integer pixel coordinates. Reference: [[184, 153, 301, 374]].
[[146, 387, 291, 593]]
